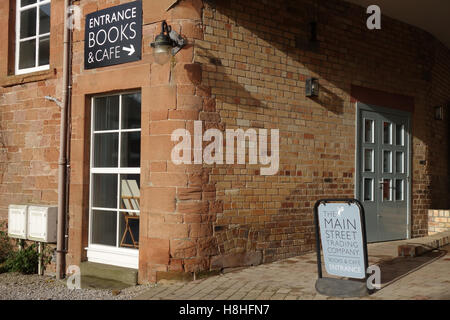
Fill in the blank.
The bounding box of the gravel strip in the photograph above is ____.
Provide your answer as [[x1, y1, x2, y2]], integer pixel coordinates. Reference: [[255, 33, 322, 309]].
[[0, 272, 157, 300]]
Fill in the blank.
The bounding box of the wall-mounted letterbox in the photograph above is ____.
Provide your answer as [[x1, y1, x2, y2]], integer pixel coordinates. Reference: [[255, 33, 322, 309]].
[[8, 205, 28, 239], [27, 206, 58, 243]]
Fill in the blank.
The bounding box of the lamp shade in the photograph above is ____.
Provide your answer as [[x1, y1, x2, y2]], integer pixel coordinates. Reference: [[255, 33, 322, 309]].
[[151, 33, 173, 65]]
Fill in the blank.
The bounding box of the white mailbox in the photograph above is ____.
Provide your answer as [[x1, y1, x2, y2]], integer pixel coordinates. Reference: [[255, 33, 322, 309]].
[[27, 206, 58, 243], [8, 205, 28, 239]]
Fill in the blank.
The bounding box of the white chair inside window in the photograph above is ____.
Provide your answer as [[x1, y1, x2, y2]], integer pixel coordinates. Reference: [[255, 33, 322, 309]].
[[120, 179, 140, 248]]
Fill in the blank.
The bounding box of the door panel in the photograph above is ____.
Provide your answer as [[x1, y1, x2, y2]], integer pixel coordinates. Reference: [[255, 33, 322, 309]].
[[359, 113, 378, 242], [358, 104, 410, 242]]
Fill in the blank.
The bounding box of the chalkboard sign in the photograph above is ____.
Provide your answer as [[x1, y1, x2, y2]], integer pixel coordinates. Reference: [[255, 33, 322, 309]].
[[84, 0, 142, 69]]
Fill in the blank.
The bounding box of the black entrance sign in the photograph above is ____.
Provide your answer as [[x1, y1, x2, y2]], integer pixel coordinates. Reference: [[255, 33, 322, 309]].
[[84, 0, 142, 69]]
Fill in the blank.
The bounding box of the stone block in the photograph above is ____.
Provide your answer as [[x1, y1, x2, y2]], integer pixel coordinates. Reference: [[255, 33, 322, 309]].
[[210, 251, 263, 270]]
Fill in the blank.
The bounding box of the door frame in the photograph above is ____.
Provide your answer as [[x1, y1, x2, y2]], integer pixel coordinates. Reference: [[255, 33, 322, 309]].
[[86, 91, 141, 269], [355, 102, 412, 240]]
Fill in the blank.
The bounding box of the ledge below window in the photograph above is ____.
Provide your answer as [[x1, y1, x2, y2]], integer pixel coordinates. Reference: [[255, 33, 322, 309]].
[[0, 68, 57, 88]]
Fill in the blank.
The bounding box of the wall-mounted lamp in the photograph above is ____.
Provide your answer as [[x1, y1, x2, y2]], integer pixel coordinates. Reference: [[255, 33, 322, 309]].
[[150, 21, 186, 65], [435, 105, 444, 120], [305, 78, 319, 97]]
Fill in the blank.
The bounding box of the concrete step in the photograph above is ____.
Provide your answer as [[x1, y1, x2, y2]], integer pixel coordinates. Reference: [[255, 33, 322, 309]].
[[398, 230, 450, 257], [80, 262, 138, 287], [368, 230, 450, 262], [80, 275, 131, 290]]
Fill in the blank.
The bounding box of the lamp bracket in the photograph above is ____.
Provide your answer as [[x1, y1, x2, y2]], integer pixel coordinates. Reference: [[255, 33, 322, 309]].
[[169, 29, 186, 55], [151, 20, 187, 57]]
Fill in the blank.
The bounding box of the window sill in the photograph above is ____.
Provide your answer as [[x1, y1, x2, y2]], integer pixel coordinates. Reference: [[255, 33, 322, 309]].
[[0, 68, 56, 88]]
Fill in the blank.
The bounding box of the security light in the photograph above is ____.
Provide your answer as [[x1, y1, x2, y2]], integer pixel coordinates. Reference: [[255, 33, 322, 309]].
[[306, 78, 319, 97], [435, 105, 444, 120]]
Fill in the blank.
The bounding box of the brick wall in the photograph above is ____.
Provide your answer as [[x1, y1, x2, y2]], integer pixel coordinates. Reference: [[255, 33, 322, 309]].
[[428, 210, 450, 235], [194, 0, 450, 265]]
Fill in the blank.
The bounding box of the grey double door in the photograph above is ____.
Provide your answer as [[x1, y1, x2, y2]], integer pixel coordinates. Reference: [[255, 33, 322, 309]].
[[357, 103, 410, 242]]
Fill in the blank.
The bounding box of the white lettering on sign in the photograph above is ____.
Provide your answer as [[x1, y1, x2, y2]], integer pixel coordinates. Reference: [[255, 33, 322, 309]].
[[89, 7, 137, 29], [88, 22, 137, 48], [94, 46, 121, 63], [85, 1, 142, 69], [318, 202, 366, 279]]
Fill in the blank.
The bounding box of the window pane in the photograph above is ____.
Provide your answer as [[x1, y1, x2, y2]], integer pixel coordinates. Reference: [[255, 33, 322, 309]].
[[92, 174, 117, 208], [121, 132, 141, 167], [396, 124, 404, 146], [119, 213, 139, 248], [383, 150, 392, 173], [396, 152, 404, 173], [94, 96, 119, 131], [38, 35, 50, 66], [383, 179, 392, 201], [119, 174, 140, 248], [364, 119, 374, 143], [94, 133, 119, 167], [19, 39, 36, 69], [120, 175, 140, 211], [121, 93, 141, 129], [21, 0, 37, 6], [395, 179, 403, 201], [91, 210, 117, 246], [364, 178, 373, 201], [383, 122, 392, 144], [20, 8, 37, 39], [364, 149, 373, 172], [39, 4, 51, 34]]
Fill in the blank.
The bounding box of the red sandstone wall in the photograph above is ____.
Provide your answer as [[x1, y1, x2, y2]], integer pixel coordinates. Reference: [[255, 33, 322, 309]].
[[67, 0, 213, 283], [0, 0, 66, 219]]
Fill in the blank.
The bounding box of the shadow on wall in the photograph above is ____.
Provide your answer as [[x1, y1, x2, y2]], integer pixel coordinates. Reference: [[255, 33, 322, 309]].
[[191, 27, 348, 261], [186, 0, 449, 262]]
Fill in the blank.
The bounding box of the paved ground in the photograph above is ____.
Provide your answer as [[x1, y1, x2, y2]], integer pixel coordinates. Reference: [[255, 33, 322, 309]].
[[0, 234, 448, 300], [135, 243, 450, 300]]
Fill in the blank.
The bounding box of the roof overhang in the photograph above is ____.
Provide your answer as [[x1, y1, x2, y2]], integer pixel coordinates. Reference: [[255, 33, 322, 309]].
[[345, 0, 450, 48]]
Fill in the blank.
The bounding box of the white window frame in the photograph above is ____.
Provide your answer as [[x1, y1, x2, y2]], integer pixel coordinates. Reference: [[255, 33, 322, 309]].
[[87, 92, 141, 269], [15, 0, 51, 75]]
